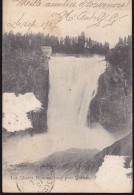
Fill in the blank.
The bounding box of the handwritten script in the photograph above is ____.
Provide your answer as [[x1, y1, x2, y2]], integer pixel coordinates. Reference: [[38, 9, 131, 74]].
[[7, 0, 130, 33], [7, 10, 127, 33], [13, 0, 130, 9]]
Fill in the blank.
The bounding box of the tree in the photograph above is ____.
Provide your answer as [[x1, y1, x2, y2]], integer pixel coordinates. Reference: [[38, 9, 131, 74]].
[[88, 37, 92, 49], [78, 32, 86, 53], [118, 37, 123, 46], [124, 37, 127, 45], [64, 36, 71, 53]]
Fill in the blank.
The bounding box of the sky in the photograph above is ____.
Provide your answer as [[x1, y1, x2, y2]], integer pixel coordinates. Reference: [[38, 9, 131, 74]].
[[3, 0, 132, 48]]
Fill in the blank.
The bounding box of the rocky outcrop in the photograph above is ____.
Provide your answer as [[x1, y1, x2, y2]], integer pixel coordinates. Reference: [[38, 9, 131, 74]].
[[2, 49, 49, 134], [88, 43, 132, 135], [46, 133, 132, 178], [88, 65, 132, 134], [81, 133, 132, 176]]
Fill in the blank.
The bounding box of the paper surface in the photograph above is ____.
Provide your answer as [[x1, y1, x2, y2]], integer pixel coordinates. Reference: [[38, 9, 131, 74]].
[[2, 0, 132, 192]]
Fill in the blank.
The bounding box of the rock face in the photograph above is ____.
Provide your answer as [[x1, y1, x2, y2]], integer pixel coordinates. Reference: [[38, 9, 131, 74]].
[[78, 133, 132, 177], [88, 42, 132, 135], [3, 49, 49, 134], [44, 133, 132, 177], [94, 133, 132, 157], [88, 65, 132, 134], [39, 148, 99, 169]]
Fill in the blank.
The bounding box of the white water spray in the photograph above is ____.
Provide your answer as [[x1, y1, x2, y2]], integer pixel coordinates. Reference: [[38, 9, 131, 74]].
[[45, 55, 115, 151], [48, 56, 105, 130], [3, 55, 115, 164]]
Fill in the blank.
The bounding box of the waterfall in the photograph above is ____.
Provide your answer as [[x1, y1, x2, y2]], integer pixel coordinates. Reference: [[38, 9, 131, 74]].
[[3, 55, 115, 164], [45, 55, 114, 151], [48, 55, 106, 132]]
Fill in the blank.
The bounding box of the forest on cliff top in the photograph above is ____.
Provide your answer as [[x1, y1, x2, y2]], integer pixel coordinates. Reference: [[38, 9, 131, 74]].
[[2, 32, 132, 136]]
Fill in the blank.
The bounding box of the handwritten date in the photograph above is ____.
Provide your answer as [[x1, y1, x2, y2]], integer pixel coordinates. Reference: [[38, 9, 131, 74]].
[[7, 10, 127, 33]]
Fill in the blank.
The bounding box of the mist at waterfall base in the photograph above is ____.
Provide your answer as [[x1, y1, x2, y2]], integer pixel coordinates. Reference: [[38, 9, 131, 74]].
[[4, 55, 115, 164]]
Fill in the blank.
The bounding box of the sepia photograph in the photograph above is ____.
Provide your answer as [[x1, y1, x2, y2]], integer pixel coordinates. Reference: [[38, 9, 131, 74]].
[[2, 0, 132, 192]]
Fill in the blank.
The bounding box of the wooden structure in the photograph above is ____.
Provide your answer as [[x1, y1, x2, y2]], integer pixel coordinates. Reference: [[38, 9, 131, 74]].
[[41, 46, 52, 58]]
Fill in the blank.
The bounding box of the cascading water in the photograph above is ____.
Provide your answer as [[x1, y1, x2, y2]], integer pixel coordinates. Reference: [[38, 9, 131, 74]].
[[47, 55, 114, 150], [4, 56, 115, 164], [48, 56, 105, 130], [3, 55, 115, 164]]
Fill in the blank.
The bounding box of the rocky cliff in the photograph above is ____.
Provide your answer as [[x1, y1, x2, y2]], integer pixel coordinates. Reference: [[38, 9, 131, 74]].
[[3, 48, 49, 135], [39, 133, 132, 177], [88, 40, 132, 135], [83, 133, 132, 176]]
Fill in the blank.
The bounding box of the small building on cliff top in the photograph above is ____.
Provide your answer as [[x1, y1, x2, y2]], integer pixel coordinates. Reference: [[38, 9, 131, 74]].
[[41, 46, 52, 58]]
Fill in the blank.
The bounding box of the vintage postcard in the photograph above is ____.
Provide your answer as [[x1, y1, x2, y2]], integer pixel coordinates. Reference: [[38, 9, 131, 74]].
[[2, 0, 132, 193]]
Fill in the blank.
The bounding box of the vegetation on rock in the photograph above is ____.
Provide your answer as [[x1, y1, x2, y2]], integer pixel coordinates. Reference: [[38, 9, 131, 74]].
[[89, 35, 132, 135]]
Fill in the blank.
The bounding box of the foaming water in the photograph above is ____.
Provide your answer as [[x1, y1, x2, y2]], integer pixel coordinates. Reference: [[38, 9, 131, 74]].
[[47, 55, 115, 150], [48, 56, 105, 130], [3, 55, 115, 164]]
